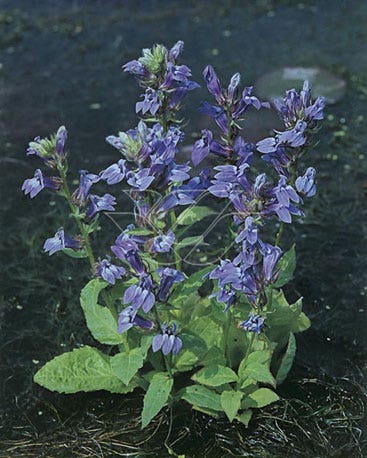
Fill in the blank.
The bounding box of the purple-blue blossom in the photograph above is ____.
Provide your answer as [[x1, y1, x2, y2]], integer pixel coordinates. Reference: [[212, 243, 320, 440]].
[[111, 233, 145, 274], [296, 167, 316, 197], [22, 169, 61, 198], [43, 227, 81, 256], [100, 159, 127, 185], [118, 306, 154, 334], [96, 258, 126, 285], [75, 170, 100, 203], [157, 267, 185, 302], [240, 313, 264, 334], [152, 322, 182, 355], [85, 194, 116, 221], [136, 88, 162, 115], [150, 230, 175, 253]]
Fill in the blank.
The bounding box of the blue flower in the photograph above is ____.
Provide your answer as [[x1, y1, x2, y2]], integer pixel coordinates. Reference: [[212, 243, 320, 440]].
[[75, 170, 100, 203], [191, 129, 213, 166], [157, 267, 185, 302], [85, 193, 116, 220], [122, 60, 149, 78], [235, 217, 258, 245], [100, 159, 127, 185], [55, 125, 67, 158], [150, 230, 175, 253], [127, 168, 155, 191], [295, 167, 316, 197], [123, 275, 155, 313], [240, 313, 264, 334], [168, 40, 184, 61], [43, 227, 81, 256], [273, 80, 325, 127], [152, 322, 182, 355], [203, 65, 224, 104], [111, 233, 145, 274], [136, 88, 162, 115], [259, 241, 282, 282], [118, 306, 154, 334], [96, 258, 126, 285], [22, 169, 61, 198]]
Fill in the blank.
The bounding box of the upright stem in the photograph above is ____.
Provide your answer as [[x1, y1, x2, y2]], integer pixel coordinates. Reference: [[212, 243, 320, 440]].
[[58, 164, 118, 321], [275, 222, 284, 247], [224, 308, 233, 368], [170, 210, 182, 271]]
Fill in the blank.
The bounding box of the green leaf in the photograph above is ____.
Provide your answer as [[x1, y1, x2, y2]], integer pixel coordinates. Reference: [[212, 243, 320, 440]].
[[176, 235, 205, 249], [110, 348, 144, 385], [189, 317, 224, 350], [181, 385, 222, 411], [34, 346, 137, 394], [141, 373, 173, 428], [238, 351, 275, 387], [62, 248, 88, 258], [173, 333, 207, 372], [274, 244, 296, 287], [176, 206, 215, 225], [276, 333, 296, 385], [221, 390, 243, 422], [80, 279, 124, 345], [235, 410, 253, 427], [242, 388, 279, 409], [170, 266, 213, 305], [192, 365, 238, 387], [293, 312, 311, 332], [80, 278, 108, 307], [201, 346, 226, 367]]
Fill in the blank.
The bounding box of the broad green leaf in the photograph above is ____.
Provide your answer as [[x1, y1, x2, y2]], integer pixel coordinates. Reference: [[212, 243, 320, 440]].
[[110, 348, 144, 385], [80, 279, 108, 306], [173, 333, 207, 372], [170, 266, 213, 305], [276, 333, 296, 385], [176, 206, 215, 225], [82, 305, 123, 345], [34, 346, 137, 394], [201, 346, 226, 367], [221, 390, 243, 422], [293, 312, 311, 332], [141, 373, 173, 428], [238, 351, 275, 387], [242, 388, 279, 409], [266, 292, 308, 344], [80, 279, 124, 345], [244, 365, 275, 387], [192, 365, 238, 387], [236, 410, 253, 427], [274, 244, 296, 287], [176, 235, 204, 249], [189, 317, 224, 349], [181, 385, 222, 411], [62, 248, 88, 258]]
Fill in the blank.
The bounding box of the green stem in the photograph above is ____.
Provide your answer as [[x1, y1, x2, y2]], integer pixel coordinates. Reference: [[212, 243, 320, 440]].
[[275, 222, 284, 247], [243, 332, 256, 363], [170, 209, 182, 271], [59, 164, 119, 323], [224, 308, 233, 368]]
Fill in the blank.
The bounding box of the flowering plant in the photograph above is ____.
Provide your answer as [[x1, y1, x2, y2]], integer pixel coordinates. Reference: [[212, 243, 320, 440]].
[[22, 41, 324, 428]]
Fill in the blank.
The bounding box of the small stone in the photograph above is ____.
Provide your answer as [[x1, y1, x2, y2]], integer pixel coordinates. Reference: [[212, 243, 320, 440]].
[[89, 102, 101, 110]]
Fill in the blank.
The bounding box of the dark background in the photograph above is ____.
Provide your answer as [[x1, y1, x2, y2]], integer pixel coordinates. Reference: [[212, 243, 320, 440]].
[[0, 1, 366, 457]]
